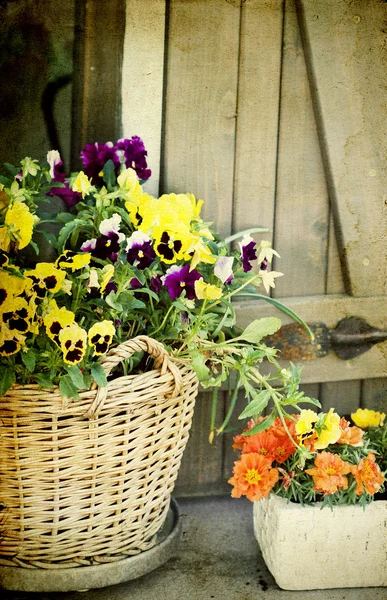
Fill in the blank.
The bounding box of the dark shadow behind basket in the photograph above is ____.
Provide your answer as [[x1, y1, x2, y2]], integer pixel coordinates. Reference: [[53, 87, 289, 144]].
[[0, 336, 198, 568]]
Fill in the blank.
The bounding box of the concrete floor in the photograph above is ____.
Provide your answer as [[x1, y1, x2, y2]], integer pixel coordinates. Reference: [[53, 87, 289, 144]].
[[3, 495, 386, 600]]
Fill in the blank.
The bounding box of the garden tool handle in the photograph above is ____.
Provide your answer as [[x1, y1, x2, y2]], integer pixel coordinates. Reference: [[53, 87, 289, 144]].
[[85, 335, 183, 419]]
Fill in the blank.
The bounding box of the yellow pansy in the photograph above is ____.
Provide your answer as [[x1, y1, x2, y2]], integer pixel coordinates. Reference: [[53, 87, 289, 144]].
[[117, 167, 141, 194], [296, 410, 318, 436], [313, 409, 341, 450], [100, 264, 115, 293], [59, 323, 88, 365], [194, 278, 222, 300], [0, 271, 28, 308], [55, 250, 91, 272], [0, 201, 35, 251], [0, 295, 34, 336], [26, 263, 66, 298], [351, 408, 386, 428], [88, 320, 115, 355], [186, 235, 216, 271], [43, 302, 75, 345], [72, 171, 93, 198], [153, 222, 194, 264], [186, 193, 204, 220]]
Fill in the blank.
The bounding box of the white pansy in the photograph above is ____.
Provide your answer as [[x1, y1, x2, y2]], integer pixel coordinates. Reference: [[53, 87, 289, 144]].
[[126, 230, 151, 251], [214, 256, 234, 284], [46, 150, 61, 179], [99, 214, 125, 243]]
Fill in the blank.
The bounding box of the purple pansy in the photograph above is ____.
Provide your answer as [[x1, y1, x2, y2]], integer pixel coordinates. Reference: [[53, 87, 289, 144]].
[[161, 265, 202, 301], [239, 235, 257, 273], [81, 215, 125, 263], [130, 277, 143, 290], [116, 136, 151, 181], [150, 275, 162, 294], [126, 231, 156, 269], [80, 141, 119, 184], [46, 150, 82, 207]]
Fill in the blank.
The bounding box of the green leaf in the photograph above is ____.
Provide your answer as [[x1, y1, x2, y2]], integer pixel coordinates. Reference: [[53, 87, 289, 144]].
[[102, 159, 116, 188], [4, 162, 19, 177], [242, 412, 276, 436], [224, 227, 270, 245], [55, 212, 76, 223], [91, 363, 108, 388], [34, 374, 55, 388], [21, 348, 37, 372], [28, 239, 39, 256], [238, 389, 271, 420], [189, 350, 210, 381], [105, 291, 123, 311], [66, 365, 86, 390], [233, 293, 314, 341], [0, 367, 16, 396], [238, 317, 282, 344], [59, 375, 80, 399], [57, 219, 89, 253]]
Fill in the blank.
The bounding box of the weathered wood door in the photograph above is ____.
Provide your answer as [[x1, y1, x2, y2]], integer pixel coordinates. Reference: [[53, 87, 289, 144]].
[[118, 0, 387, 496], [70, 0, 387, 496]]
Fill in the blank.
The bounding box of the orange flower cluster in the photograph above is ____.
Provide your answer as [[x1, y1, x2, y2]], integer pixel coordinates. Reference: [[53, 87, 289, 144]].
[[228, 417, 297, 501], [229, 410, 385, 503]]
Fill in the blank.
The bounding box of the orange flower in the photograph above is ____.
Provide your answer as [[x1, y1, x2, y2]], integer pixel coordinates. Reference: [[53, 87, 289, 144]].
[[337, 417, 364, 447], [305, 451, 352, 495], [233, 417, 297, 463], [352, 453, 385, 496], [228, 453, 279, 502], [232, 419, 257, 451]]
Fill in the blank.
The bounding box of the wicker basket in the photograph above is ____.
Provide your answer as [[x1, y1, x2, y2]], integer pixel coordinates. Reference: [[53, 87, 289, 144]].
[[0, 336, 198, 568]]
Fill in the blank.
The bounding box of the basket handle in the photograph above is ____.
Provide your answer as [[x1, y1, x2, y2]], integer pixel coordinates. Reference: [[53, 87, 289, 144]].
[[85, 335, 183, 419]]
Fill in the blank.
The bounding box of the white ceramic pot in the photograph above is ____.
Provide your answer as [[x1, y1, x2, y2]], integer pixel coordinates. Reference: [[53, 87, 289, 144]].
[[253, 495, 387, 590]]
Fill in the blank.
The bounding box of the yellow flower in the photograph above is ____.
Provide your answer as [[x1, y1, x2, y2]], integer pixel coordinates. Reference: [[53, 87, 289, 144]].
[[351, 408, 386, 428], [55, 250, 91, 272], [313, 409, 341, 450], [0, 201, 35, 251], [185, 235, 216, 271], [0, 325, 25, 356], [0, 295, 34, 336], [43, 303, 75, 345], [186, 193, 204, 220], [194, 278, 222, 300], [0, 271, 28, 308], [125, 192, 156, 231], [153, 222, 194, 264], [88, 320, 115, 355], [100, 264, 115, 293], [72, 171, 93, 198], [59, 323, 88, 365], [117, 167, 142, 195], [26, 263, 66, 298], [296, 409, 318, 436]]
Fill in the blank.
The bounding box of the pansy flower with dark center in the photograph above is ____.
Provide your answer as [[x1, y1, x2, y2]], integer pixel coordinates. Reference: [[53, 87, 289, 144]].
[[153, 223, 193, 265], [239, 235, 258, 273], [116, 136, 151, 181], [43, 303, 75, 346], [80, 141, 119, 185], [0, 271, 26, 308], [82, 214, 125, 263], [59, 323, 87, 365], [1, 296, 32, 336], [0, 333, 25, 356], [26, 263, 66, 299], [88, 320, 115, 356], [161, 265, 202, 301], [126, 231, 156, 269]]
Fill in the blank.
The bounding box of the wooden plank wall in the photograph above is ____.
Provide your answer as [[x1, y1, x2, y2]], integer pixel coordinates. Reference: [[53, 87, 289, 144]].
[[119, 0, 387, 497]]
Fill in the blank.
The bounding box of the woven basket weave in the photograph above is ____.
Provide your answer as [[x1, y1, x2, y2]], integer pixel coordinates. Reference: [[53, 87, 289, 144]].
[[0, 336, 198, 568]]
